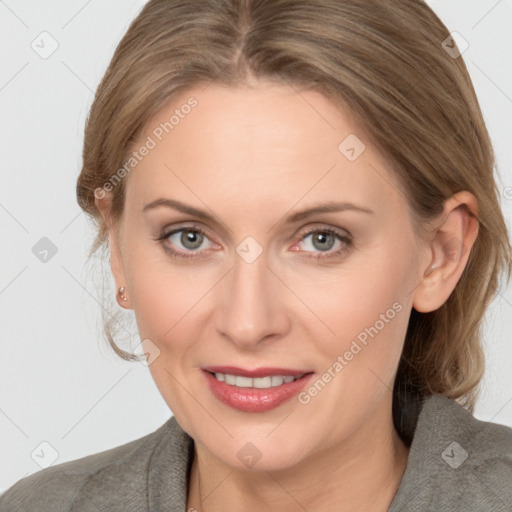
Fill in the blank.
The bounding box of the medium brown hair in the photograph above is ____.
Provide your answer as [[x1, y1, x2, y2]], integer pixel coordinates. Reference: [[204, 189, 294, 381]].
[[76, 0, 512, 413]]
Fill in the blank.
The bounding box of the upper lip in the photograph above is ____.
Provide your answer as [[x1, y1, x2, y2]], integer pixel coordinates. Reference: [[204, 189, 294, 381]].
[[203, 366, 313, 378]]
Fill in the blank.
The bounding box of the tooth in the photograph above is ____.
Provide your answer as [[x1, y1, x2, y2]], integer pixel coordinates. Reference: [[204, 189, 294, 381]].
[[214, 372, 304, 387], [235, 376, 253, 387], [253, 376, 272, 389], [271, 375, 285, 386], [225, 374, 236, 385]]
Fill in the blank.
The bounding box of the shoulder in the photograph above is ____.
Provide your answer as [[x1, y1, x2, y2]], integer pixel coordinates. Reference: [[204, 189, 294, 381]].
[[424, 393, 512, 467], [436, 394, 512, 508], [0, 416, 180, 512], [391, 393, 512, 511]]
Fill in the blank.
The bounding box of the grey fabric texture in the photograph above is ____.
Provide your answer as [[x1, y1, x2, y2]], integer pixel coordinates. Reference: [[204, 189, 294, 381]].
[[1, 393, 511, 511]]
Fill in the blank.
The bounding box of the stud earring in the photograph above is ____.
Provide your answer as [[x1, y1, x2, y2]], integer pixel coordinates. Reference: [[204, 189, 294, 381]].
[[118, 286, 127, 301]]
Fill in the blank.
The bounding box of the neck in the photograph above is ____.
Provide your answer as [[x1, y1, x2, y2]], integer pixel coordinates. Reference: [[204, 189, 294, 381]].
[[187, 402, 410, 512]]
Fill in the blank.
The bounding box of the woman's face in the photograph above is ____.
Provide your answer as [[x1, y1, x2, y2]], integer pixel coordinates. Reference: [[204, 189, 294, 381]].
[[108, 80, 431, 471]]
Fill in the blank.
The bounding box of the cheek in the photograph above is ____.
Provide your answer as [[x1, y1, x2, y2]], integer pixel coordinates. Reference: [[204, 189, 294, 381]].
[[314, 251, 411, 339], [129, 272, 178, 341], [311, 249, 413, 383], [123, 236, 203, 338]]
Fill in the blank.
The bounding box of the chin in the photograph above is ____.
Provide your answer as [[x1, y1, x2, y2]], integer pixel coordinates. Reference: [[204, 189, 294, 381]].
[[204, 430, 313, 473]]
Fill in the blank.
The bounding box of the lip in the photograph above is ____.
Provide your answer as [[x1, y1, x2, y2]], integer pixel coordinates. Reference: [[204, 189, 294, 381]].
[[202, 368, 315, 413]]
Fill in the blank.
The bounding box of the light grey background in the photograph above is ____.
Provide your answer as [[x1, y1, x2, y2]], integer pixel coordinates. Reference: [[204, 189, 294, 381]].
[[1, 0, 511, 493]]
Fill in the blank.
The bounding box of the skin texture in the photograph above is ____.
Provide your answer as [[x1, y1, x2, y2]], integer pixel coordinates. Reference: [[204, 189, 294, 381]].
[[96, 79, 479, 511]]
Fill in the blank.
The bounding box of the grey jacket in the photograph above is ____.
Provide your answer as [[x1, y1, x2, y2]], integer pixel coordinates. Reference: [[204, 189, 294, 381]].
[[1, 394, 512, 511]]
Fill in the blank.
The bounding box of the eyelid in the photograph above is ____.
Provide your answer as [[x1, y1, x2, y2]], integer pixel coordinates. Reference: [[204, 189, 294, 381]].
[[295, 222, 352, 239], [157, 221, 353, 260], [159, 222, 215, 241], [159, 222, 351, 244], [290, 225, 352, 259]]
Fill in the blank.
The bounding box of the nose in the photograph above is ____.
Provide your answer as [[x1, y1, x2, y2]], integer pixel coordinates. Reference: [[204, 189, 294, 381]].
[[214, 248, 291, 350]]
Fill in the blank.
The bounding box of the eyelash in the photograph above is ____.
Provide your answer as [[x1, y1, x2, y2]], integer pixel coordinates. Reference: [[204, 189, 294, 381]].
[[154, 223, 352, 261]]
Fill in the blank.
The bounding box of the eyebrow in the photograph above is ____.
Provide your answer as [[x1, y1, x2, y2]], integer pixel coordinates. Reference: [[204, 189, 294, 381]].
[[142, 198, 374, 224]]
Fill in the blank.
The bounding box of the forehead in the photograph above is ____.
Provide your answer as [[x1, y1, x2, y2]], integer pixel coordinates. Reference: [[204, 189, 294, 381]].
[[125, 81, 407, 222]]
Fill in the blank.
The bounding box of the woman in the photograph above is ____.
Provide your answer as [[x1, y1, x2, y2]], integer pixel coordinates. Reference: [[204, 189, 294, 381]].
[[2, 0, 512, 510]]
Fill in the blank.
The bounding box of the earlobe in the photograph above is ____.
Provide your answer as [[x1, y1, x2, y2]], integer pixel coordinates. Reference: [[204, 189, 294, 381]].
[[412, 191, 479, 313]]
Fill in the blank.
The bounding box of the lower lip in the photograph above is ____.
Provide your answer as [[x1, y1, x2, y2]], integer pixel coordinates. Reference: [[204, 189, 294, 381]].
[[202, 370, 314, 412]]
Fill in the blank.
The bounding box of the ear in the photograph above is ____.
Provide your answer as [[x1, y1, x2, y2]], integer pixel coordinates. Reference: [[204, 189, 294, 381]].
[[412, 190, 479, 313], [95, 192, 132, 309]]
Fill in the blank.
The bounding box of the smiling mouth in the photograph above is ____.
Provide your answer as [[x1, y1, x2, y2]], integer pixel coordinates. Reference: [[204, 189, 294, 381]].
[[202, 368, 315, 412]]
